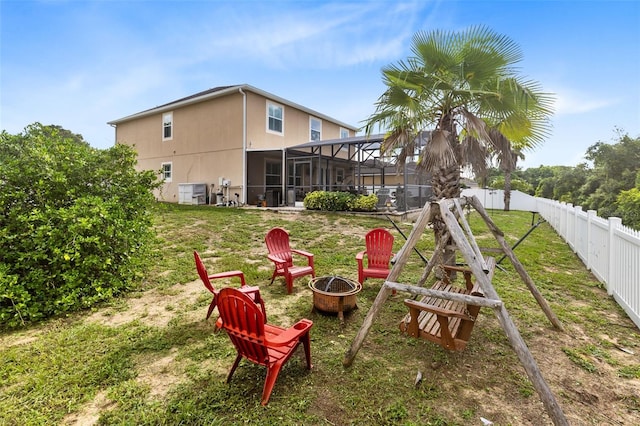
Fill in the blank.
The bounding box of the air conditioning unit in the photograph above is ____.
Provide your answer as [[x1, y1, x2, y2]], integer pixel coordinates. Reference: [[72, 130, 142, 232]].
[[178, 183, 207, 205]]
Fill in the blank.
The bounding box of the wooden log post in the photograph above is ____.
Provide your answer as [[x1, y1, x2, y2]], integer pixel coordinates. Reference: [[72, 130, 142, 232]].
[[440, 200, 568, 426], [468, 196, 564, 331], [416, 231, 449, 287], [343, 202, 432, 367]]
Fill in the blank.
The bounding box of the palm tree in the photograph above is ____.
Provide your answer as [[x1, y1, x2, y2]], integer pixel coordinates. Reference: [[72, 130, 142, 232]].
[[490, 129, 525, 211], [363, 25, 554, 264], [364, 25, 553, 196]]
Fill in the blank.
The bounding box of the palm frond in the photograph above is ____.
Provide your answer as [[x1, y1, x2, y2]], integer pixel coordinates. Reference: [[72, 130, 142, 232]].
[[417, 129, 457, 172]]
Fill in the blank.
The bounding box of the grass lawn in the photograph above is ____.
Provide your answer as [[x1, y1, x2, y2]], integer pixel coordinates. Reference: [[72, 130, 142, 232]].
[[1, 203, 639, 425]]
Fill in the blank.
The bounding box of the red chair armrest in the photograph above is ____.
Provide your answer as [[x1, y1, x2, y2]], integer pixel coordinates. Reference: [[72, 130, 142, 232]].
[[208, 270, 246, 286], [291, 249, 313, 259], [267, 254, 286, 263], [267, 319, 313, 346]]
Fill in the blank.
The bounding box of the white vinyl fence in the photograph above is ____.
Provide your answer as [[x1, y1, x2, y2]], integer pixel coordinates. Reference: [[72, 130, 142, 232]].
[[462, 188, 640, 330]]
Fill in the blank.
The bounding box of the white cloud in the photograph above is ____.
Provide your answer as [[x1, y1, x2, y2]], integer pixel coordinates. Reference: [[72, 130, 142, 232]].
[[552, 87, 619, 116], [185, 1, 426, 70]]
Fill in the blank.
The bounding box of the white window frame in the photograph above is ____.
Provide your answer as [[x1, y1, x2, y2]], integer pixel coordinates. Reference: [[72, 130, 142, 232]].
[[161, 162, 172, 182], [340, 127, 350, 139], [162, 112, 173, 141], [266, 101, 284, 135], [310, 116, 322, 141]]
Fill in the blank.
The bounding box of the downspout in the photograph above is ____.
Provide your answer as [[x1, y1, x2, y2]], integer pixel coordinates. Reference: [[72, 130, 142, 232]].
[[109, 123, 117, 146], [239, 87, 247, 205]]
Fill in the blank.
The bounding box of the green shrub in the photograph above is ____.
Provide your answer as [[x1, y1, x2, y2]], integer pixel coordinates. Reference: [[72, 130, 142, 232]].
[[349, 193, 378, 211], [0, 124, 160, 327], [303, 191, 377, 212], [617, 187, 640, 230]]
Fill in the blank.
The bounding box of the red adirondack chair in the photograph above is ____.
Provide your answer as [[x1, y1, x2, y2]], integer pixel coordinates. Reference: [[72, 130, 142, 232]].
[[265, 227, 315, 294], [356, 228, 395, 284], [216, 287, 313, 405], [193, 251, 266, 323]]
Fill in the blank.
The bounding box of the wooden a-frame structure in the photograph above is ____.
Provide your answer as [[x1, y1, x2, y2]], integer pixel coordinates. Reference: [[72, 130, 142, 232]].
[[343, 196, 569, 426]]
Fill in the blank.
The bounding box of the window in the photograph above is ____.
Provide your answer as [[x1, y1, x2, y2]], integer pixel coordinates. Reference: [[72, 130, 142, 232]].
[[265, 160, 281, 186], [267, 102, 283, 134], [340, 128, 349, 139], [161, 162, 172, 182], [310, 117, 321, 141], [163, 112, 173, 140]]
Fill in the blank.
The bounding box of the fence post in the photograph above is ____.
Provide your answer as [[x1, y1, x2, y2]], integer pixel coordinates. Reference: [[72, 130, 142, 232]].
[[607, 217, 622, 296], [571, 206, 582, 251], [587, 210, 597, 271]]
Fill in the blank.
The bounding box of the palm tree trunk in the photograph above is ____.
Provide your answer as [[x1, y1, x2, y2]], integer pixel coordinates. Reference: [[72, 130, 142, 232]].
[[432, 165, 461, 200], [431, 164, 461, 277], [504, 170, 512, 211]]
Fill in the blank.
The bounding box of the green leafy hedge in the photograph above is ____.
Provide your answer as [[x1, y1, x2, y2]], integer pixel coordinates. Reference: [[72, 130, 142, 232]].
[[0, 124, 160, 327], [303, 191, 377, 212], [617, 187, 640, 230]]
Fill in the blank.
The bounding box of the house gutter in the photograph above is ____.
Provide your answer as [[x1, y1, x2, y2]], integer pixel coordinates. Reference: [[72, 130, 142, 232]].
[[239, 87, 247, 205]]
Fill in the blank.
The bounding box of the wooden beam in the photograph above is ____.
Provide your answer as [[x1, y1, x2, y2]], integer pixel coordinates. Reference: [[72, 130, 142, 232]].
[[468, 196, 564, 331], [343, 202, 432, 367], [384, 281, 502, 308], [440, 198, 568, 426]]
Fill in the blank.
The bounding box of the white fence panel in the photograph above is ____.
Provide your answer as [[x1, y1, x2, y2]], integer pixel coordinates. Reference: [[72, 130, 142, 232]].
[[586, 211, 609, 283], [466, 188, 640, 330], [611, 221, 640, 328]]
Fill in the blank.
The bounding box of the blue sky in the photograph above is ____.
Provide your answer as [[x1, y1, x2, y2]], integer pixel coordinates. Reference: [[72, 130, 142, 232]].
[[1, 0, 639, 169]]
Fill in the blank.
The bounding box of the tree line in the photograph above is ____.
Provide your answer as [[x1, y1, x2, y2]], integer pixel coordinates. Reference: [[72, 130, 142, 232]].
[[485, 132, 640, 229]]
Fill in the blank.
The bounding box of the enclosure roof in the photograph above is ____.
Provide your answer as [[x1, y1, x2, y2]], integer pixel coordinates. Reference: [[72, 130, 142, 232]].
[[289, 134, 386, 151]]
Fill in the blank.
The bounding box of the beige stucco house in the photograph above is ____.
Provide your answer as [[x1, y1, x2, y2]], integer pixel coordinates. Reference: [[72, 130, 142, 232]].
[[108, 84, 358, 206]]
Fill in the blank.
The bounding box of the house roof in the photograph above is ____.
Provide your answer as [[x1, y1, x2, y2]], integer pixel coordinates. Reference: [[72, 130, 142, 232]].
[[107, 84, 359, 131]]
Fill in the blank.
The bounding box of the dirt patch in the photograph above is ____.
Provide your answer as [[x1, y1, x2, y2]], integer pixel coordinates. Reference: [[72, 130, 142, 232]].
[[84, 279, 204, 328], [135, 348, 183, 398], [61, 391, 114, 426]]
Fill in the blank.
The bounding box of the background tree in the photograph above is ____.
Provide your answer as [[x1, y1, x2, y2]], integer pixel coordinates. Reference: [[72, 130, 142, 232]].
[[581, 134, 640, 217], [489, 176, 533, 194], [0, 123, 160, 327], [617, 186, 640, 230], [520, 165, 556, 194], [489, 130, 526, 210]]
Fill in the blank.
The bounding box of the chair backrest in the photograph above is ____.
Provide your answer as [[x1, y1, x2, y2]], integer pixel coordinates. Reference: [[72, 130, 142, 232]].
[[265, 227, 293, 267], [194, 251, 215, 293], [365, 228, 394, 269], [217, 287, 269, 365]]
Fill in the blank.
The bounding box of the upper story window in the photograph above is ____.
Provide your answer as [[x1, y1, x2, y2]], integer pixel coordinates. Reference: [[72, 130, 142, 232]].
[[310, 117, 322, 141], [161, 162, 172, 182], [162, 112, 173, 141], [267, 102, 284, 135], [340, 128, 350, 139]]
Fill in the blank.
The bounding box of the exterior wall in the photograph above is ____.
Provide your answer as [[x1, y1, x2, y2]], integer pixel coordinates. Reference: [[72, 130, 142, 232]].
[[245, 91, 353, 150], [116, 92, 246, 202], [113, 86, 356, 204]]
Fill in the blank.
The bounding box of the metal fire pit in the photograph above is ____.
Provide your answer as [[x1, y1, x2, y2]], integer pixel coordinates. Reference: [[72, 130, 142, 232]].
[[309, 276, 362, 322]]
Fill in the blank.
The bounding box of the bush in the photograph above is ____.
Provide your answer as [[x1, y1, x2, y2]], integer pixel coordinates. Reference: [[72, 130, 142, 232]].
[[303, 191, 377, 212], [0, 124, 160, 327], [617, 187, 640, 230], [348, 193, 378, 211]]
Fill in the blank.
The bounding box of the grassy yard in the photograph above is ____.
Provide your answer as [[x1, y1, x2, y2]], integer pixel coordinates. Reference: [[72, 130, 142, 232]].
[[1, 204, 639, 425]]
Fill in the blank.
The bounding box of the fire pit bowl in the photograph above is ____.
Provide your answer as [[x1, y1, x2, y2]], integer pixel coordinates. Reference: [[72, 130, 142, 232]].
[[309, 276, 362, 321]]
